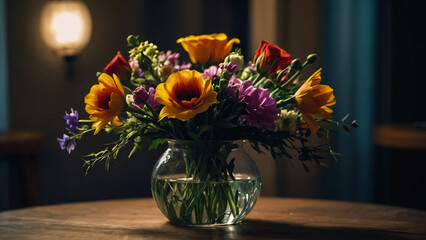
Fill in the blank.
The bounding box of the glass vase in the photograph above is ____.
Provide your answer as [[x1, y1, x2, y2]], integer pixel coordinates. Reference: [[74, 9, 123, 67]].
[[151, 139, 261, 226]]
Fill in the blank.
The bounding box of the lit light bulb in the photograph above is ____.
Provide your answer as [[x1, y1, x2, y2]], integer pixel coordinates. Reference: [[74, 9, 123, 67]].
[[52, 11, 84, 44], [40, 1, 92, 56]]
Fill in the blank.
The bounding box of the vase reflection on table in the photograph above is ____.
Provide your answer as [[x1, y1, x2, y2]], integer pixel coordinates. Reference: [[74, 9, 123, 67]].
[[151, 140, 261, 226]]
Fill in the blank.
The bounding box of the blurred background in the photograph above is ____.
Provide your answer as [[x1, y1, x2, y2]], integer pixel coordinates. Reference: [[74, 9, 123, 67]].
[[1, 0, 425, 211]]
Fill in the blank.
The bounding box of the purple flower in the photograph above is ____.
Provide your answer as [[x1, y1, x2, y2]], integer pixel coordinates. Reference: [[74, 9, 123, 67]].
[[148, 87, 161, 111], [57, 134, 76, 154], [64, 108, 79, 131], [238, 81, 279, 131], [129, 57, 144, 78], [133, 86, 149, 109], [202, 65, 220, 79], [159, 51, 192, 75], [226, 76, 243, 97], [228, 75, 242, 87], [225, 63, 237, 74]]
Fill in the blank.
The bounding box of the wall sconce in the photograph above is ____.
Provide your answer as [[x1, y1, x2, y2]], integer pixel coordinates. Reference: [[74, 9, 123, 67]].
[[40, 1, 92, 58]]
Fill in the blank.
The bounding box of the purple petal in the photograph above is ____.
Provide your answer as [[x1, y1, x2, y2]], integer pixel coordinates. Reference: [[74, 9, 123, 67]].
[[237, 81, 279, 130]]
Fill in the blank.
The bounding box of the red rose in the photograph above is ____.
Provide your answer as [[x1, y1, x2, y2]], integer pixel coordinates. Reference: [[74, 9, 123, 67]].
[[254, 40, 292, 77], [103, 51, 131, 81]]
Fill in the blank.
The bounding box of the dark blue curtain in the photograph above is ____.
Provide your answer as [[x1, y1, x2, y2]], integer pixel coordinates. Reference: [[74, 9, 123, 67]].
[[322, 0, 378, 202], [0, 0, 8, 130], [0, 0, 10, 210]]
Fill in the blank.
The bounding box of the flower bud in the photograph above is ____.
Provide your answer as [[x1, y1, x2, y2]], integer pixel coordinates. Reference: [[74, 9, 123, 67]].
[[240, 66, 254, 80], [290, 58, 302, 70], [126, 94, 133, 106], [127, 35, 140, 47], [219, 78, 228, 91], [225, 63, 237, 74], [143, 42, 158, 57], [224, 52, 244, 71], [132, 86, 149, 109], [254, 53, 268, 74], [306, 54, 317, 64]]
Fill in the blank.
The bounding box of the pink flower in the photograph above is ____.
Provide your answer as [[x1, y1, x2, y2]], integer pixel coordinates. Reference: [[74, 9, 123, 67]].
[[179, 63, 192, 70], [202, 65, 220, 79], [129, 57, 144, 78]]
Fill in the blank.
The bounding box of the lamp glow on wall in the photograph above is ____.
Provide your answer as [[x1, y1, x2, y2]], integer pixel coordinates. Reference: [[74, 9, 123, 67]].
[[40, 1, 92, 57]]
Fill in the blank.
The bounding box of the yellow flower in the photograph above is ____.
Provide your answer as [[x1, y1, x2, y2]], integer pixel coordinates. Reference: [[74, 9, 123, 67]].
[[294, 69, 336, 134], [155, 70, 218, 121], [177, 33, 240, 64], [84, 73, 125, 135]]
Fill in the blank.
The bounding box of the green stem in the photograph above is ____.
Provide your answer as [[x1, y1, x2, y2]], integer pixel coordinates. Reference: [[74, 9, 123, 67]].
[[78, 119, 94, 123], [145, 103, 159, 121], [251, 72, 263, 85], [71, 128, 94, 140], [271, 60, 310, 95]]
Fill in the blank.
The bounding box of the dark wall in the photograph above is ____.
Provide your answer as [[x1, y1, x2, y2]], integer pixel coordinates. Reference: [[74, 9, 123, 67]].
[[7, 0, 248, 207], [374, 0, 426, 210]]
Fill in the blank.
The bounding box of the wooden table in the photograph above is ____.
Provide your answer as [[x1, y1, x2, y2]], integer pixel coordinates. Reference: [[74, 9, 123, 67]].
[[1, 197, 425, 240]]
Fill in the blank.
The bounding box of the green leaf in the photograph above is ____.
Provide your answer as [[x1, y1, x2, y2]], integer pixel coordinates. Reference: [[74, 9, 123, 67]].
[[187, 131, 199, 140], [149, 138, 166, 150], [196, 124, 212, 136], [215, 122, 237, 128], [341, 113, 350, 122]]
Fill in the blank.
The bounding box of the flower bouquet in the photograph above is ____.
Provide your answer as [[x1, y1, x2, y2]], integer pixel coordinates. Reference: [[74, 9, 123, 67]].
[[58, 33, 357, 225]]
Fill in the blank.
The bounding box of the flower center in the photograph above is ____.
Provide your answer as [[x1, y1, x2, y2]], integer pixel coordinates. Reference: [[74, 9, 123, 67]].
[[98, 95, 111, 110], [176, 88, 200, 102]]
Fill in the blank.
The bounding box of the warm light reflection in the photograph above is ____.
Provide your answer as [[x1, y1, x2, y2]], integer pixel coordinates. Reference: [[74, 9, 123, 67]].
[[40, 1, 92, 56]]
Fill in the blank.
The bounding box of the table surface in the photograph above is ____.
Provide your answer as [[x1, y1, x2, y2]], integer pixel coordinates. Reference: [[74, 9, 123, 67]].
[[1, 197, 425, 240]]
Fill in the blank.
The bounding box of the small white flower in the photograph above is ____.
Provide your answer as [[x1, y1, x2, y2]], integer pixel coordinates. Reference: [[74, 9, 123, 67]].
[[225, 53, 244, 71], [275, 109, 298, 132], [125, 94, 134, 106]]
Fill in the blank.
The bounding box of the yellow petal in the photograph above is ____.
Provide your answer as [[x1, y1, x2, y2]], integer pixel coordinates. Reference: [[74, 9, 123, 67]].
[[301, 112, 320, 134], [307, 68, 322, 86], [92, 119, 109, 135], [112, 74, 125, 95], [111, 116, 123, 126], [154, 83, 172, 106], [109, 92, 124, 114], [177, 33, 239, 64], [159, 105, 186, 121], [156, 70, 218, 121]]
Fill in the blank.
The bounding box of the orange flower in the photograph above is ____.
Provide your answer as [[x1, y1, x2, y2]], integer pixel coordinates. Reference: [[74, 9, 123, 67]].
[[155, 70, 218, 121], [294, 69, 336, 134], [177, 33, 240, 64], [84, 73, 125, 135]]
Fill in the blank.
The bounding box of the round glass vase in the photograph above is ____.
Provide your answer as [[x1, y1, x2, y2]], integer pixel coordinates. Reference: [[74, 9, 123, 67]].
[[151, 139, 261, 226]]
